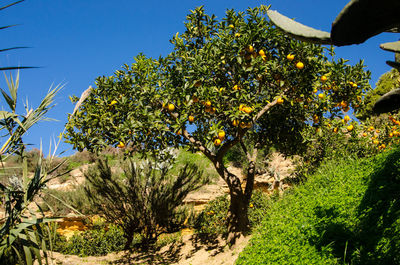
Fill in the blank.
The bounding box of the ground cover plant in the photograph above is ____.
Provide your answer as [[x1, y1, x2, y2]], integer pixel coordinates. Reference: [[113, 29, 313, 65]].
[[65, 5, 371, 241], [236, 147, 400, 265]]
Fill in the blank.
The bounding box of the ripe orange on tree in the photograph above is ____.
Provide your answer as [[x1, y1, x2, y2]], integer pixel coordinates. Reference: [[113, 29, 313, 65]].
[[286, 54, 294, 61], [218, 130, 226, 140], [243, 106, 253, 114], [232, 120, 239, 127], [188, 115, 195, 123], [277, 97, 284, 104], [214, 138, 222, 146], [296, 62, 304, 69], [321, 75, 327, 82], [205, 100, 212, 107], [168, 104, 175, 111], [117, 142, 125, 148]]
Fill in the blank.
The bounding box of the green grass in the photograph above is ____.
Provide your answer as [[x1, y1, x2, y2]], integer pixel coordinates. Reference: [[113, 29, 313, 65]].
[[173, 149, 219, 182], [237, 149, 400, 265]]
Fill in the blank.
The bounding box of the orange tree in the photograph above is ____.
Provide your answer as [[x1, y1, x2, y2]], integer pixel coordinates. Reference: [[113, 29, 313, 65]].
[[65, 6, 370, 238]]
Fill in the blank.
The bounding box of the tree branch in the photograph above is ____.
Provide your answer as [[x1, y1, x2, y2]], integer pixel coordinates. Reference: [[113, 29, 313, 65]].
[[166, 109, 215, 161], [254, 87, 290, 123]]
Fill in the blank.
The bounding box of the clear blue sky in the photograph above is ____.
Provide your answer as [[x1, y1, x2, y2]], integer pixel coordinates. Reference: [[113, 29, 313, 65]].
[[0, 0, 396, 156]]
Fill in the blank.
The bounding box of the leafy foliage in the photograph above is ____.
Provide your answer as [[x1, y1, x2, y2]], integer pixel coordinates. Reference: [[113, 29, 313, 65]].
[[54, 224, 128, 257], [236, 149, 400, 265]]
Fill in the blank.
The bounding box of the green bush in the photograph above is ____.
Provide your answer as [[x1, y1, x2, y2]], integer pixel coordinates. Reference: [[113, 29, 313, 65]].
[[194, 190, 271, 235], [55, 224, 129, 257], [84, 148, 207, 247], [236, 148, 400, 265]]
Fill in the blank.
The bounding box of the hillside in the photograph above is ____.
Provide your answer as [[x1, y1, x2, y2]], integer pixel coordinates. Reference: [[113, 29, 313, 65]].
[[237, 148, 400, 265]]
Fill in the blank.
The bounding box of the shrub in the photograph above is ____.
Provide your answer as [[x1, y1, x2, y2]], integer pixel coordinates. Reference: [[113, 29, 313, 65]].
[[55, 224, 128, 257], [194, 190, 271, 235], [84, 148, 207, 247], [236, 148, 400, 265]]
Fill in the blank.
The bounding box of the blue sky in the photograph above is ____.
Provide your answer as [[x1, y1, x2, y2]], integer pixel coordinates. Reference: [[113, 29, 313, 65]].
[[0, 0, 396, 156]]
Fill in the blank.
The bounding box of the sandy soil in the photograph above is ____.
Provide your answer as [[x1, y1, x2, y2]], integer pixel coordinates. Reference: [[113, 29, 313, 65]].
[[48, 234, 250, 265]]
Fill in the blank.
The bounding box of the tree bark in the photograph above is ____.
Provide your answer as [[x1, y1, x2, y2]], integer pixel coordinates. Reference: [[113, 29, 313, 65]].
[[212, 159, 251, 243]]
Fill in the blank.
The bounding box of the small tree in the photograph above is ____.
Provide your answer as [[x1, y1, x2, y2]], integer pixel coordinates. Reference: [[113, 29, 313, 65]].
[[84, 148, 205, 247], [65, 6, 371, 240]]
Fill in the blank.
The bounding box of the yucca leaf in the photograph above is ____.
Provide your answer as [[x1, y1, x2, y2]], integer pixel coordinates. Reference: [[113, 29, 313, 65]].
[[0, 88, 15, 111], [0, 66, 37, 71], [0, 46, 29, 53], [0, 0, 24, 11]]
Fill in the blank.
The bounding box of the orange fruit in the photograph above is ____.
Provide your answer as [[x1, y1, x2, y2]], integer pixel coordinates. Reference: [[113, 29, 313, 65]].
[[117, 142, 125, 148], [240, 122, 247, 129], [247, 45, 254, 53], [258, 50, 266, 57], [344, 115, 351, 122], [214, 138, 222, 146], [277, 97, 284, 104], [363, 132, 367, 137], [210, 107, 216, 114], [347, 124, 354, 132], [205, 101, 212, 107], [333, 127, 338, 133], [235, 33, 241, 37], [168, 104, 175, 111], [239, 104, 245, 111], [320, 75, 327, 82], [352, 83, 358, 88], [243, 106, 253, 114], [188, 115, 194, 123], [296, 62, 304, 69], [287, 54, 294, 61], [229, 24, 234, 29], [318, 93, 325, 99], [232, 120, 239, 127], [110, 100, 117, 106], [373, 139, 379, 145], [233, 84, 240, 90], [313, 88, 318, 94], [218, 131, 226, 140]]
